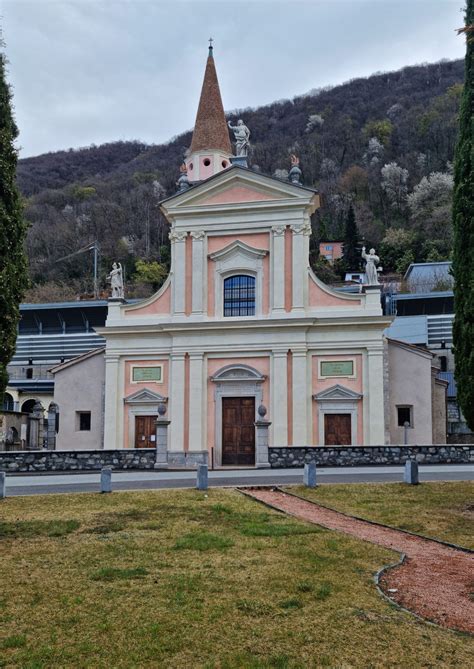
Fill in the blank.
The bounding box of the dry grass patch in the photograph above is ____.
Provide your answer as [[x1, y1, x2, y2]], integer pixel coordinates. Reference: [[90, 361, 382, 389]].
[[0, 488, 472, 668], [288, 481, 474, 548]]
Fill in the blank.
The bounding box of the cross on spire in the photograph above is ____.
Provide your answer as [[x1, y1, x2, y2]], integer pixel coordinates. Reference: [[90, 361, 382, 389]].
[[208, 37, 213, 55]]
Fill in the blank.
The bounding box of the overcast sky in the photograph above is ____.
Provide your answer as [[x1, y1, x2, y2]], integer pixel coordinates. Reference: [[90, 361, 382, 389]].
[[1, 0, 466, 158]]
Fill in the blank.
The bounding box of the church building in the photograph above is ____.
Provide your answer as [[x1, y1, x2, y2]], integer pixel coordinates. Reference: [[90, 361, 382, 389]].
[[76, 44, 445, 465]]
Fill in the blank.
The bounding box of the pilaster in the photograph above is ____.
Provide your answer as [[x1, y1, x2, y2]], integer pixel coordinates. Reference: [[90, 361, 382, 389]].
[[366, 347, 385, 444], [191, 231, 206, 314], [290, 221, 311, 311], [271, 350, 288, 445], [271, 225, 286, 313], [168, 352, 186, 452], [170, 230, 188, 315], [188, 353, 205, 451], [103, 354, 120, 449], [292, 348, 309, 446]]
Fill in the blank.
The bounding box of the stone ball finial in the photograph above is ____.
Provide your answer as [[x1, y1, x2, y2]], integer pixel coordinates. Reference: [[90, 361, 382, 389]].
[[157, 403, 167, 417], [257, 404, 267, 418]]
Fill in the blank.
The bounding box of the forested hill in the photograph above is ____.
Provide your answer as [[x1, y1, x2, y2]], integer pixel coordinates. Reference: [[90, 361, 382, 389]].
[[19, 58, 463, 301]]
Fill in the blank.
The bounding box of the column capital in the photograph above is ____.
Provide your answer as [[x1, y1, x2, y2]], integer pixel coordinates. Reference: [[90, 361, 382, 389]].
[[290, 222, 311, 236], [291, 348, 308, 357], [271, 224, 286, 236], [190, 230, 206, 240], [169, 230, 188, 243], [189, 351, 205, 360], [272, 349, 288, 358], [170, 351, 187, 361]]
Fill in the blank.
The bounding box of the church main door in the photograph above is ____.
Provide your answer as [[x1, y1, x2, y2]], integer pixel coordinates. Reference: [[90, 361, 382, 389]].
[[222, 397, 255, 465], [324, 413, 352, 445], [135, 415, 156, 448]]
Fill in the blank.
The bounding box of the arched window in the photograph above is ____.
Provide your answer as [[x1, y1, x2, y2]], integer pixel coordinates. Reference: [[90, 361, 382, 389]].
[[223, 275, 255, 317], [3, 393, 14, 411]]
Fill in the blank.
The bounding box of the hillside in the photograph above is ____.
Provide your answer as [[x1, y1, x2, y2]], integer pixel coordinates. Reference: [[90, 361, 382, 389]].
[[18, 59, 463, 300]]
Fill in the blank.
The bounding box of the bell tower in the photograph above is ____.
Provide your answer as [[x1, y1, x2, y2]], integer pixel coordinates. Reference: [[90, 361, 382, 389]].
[[185, 40, 233, 182]]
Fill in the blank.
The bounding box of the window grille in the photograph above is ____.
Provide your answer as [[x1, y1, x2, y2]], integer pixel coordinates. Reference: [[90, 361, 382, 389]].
[[223, 275, 256, 317]]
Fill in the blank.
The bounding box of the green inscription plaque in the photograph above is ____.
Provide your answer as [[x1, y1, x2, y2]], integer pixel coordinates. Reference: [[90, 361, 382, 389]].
[[132, 366, 162, 383], [320, 360, 354, 377]]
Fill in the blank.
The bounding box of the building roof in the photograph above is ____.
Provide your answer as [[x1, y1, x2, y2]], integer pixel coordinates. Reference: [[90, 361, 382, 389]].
[[50, 346, 105, 374], [190, 46, 232, 154], [404, 261, 452, 282], [437, 371, 456, 398]]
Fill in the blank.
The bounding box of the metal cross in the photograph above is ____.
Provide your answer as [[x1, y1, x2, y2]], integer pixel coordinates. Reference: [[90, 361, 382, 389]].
[[209, 37, 213, 48]]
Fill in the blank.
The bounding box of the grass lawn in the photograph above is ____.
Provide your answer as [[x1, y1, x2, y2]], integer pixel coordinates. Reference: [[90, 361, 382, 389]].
[[0, 487, 472, 668], [288, 481, 474, 549]]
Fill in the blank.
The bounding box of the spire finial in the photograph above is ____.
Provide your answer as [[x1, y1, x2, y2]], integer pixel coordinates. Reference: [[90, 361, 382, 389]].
[[208, 37, 213, 56]]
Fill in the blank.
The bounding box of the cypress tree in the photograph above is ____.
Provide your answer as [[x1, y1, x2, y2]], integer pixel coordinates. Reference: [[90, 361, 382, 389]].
[[452, 1, 474, 430], [342, 204, 360, 270], [0, 45, 28, 399]]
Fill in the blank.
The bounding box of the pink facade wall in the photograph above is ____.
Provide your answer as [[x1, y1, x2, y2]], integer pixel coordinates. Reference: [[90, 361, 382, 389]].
[[207, 232, 270, 317], [206, 356, 270, 452], [311, 354, 363, 445], [308, 274, 361, 308], [123, 359, 169, 449], [203, 185, 276, 205], [124, 282, 171, 317]]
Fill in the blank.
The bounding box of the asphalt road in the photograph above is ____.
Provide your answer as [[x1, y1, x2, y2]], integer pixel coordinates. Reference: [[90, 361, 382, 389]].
[[2, 464, 472, 496]]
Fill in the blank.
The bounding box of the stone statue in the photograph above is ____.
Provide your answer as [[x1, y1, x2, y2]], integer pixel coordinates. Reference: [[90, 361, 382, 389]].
[[361, 247, 380, 285], [176, 162, 190, 192], [107, 262, 124, 298], [288, 154, 302, 185], [228, 119, 250, 156]]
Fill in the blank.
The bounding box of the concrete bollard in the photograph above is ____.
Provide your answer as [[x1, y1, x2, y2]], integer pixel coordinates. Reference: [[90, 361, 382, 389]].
[[100, 467, 112, 493], [403, 459, 419, 485], [0, 472, 5, 499], [196, 464, 208, 491], [303, 462, 317, 488]]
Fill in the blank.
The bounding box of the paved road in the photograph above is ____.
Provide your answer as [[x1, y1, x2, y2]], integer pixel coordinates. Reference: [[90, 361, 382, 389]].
[[3, 464, 472, 496]]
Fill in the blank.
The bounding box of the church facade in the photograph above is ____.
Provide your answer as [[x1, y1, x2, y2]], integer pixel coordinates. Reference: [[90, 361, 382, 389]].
[[93, 46, 445, 465]]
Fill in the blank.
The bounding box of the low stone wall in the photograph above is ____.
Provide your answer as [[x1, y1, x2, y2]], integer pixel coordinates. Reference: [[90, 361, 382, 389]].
[[0, 448, 209, 473], [268, 445, 474, 468]]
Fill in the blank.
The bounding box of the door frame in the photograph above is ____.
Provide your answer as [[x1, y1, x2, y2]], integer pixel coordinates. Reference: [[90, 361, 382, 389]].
[[211, 364, 265, 466], [124, 388, 167, 449], [134, 415, 156, 449], [313, 384, 362, 446], [323, 412, 352, 446]]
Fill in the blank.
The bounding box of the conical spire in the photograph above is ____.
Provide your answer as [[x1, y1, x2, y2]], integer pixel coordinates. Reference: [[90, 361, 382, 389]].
[[190, 42, 232, 154]]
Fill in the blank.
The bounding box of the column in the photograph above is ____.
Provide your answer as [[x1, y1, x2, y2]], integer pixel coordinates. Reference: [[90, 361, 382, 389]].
[[271, 225, 286, 312], [271, 350, 288, 445], [168, 353, 186, 455], [290, 221, 311, 311], [292, 349, 309, 446], [170, 230, 187, 315], [191, 231, 206, 314], [103, 354, 120, 449], [366, 347, 385, 444], [188, 353, 205, 452]]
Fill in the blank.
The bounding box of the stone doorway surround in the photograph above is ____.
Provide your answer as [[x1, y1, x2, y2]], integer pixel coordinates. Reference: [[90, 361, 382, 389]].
[[124, 388, 167, 450], [313, 384, 363, 446], [210, 364, 266, 466]]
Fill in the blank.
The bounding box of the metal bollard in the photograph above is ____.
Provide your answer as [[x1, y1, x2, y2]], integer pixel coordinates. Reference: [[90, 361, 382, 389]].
[[303, 462, 317, 488], [196, 464, 208, 491], [0, 472, 5, 499], [403, 459, 419, 485], [100, 467, 112, 493]]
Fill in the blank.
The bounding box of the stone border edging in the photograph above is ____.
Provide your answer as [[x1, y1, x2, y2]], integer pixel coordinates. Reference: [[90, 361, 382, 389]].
[[277, 486, 474, 554]]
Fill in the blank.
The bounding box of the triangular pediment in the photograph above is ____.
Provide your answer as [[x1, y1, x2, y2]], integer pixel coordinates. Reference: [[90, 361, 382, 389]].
[[124, 388, 167, 405], [161, 166, 317, 212], [313, 384, 363, 401], [209, 239, 267, 262]]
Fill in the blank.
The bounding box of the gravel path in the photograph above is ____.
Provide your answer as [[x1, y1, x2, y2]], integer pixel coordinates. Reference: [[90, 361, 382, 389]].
[[246, 488, 474, 634]]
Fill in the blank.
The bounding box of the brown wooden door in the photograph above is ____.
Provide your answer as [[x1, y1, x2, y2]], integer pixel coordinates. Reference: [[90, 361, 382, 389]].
[[222, 397, 255, 465], [135, 415, 155, 448], [324, 414, 352, 446]]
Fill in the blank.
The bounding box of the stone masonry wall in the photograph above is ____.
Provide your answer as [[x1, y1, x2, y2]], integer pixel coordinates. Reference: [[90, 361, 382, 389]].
[[269, 445, 473, 467]]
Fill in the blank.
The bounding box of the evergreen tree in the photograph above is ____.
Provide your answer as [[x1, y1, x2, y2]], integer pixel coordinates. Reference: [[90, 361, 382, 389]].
[[342, 204, 360, 270], [452, 2, 474, 430], [0, 45, 28, 399]]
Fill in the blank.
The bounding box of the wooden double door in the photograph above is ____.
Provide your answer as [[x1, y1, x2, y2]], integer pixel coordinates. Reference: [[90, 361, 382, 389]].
[[324, 413, 352, 446], [135, 415, 156, 449], [222, 397, 255, 466]]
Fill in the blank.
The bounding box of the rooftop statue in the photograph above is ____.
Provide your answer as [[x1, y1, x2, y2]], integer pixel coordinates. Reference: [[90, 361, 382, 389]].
[[289, 154, 303, 185], [228, 119, 250, 157], [107, 262, 124, 299], [361, 246, 381, 285]]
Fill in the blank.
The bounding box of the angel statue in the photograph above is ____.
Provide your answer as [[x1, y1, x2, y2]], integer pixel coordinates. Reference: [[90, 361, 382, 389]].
[[361, 247, 381, 285], [228, 119, 250, 157], [107, 262, 124, 298]]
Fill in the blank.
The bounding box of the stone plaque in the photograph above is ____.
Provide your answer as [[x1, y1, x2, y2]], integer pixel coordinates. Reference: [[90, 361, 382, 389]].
[[132, 366, 162, 383], [320, 360, 354, 377]]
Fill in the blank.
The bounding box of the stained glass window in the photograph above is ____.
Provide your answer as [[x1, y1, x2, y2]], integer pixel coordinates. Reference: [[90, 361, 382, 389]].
[[223, 275, 256, 317]]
